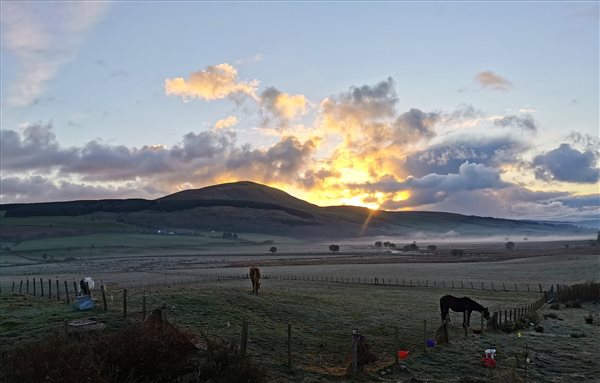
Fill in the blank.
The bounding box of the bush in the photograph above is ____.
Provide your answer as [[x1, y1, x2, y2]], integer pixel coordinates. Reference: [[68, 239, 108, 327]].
[[505, 241, 515, 250], [427, 245, 437, 252], [0, 323, 266, 383], [451, 249, 465, 256]]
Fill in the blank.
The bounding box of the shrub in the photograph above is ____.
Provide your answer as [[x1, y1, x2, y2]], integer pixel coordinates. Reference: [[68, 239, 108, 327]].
[[505, 241, 516, 250], [451, 249, 465, 256], [0, 323, 266, 383], [427, 245, 437, 252]]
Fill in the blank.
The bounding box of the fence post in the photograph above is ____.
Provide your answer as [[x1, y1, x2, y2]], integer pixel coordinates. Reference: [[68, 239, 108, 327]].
[[26, 279, 29, 294], [142, 295, 146, 320], [40, 278, 44, 296], [503, 282, 506, 291], [352, 333, 358, 375], [102, 285, 108, 311], [19, 280, 23, 293], [463, 312, 468, 337], [443, 318, 449, 343], [481, 313, 484, 334], [539, 283, 543, 293], [56, 279, 60, 301], [471, 281, 474, 289], [504, 310, 507, 323], [48, 279, 52, 299], [64, 281, 70, 304], [461, 281, 464, 288], [481, 282, 484, 290], [394, 326, 399, 364], [240, 320, 248, 358], [491, 282, 494, 291], [123, 288, 127, 318], [287, 323, 292, 369], [33, 279, 36, 296], [11, 281, 15, 293], [515, 283, 518, 292], [527, 284, 530, 292], [73, 281, 78, 297], [423, 320, 427, 351]]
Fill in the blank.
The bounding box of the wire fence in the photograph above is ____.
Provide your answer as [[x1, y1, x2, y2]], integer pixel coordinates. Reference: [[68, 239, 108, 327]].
[[5, 273, 550, 375]]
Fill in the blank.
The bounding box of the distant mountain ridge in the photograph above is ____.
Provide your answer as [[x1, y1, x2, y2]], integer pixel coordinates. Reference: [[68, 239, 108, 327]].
[[0, 181, 592, 239]]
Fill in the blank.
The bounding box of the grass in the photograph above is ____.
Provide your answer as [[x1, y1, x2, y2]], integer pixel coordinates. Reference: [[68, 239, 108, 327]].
[[1, 277, 598, 382]]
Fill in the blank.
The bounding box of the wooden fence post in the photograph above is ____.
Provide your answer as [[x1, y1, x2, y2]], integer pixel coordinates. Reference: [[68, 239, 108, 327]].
[[443, 318, 449, 343], [102, 285, 108, 311], [463, 312, 468, 337], [11, 281, 15, 293], [123, 288, 127, 318], [481, 282, 484, 290], [515, 283, 518, 292], [461, 281, 464, 288], [56, 279, 60, 301], [481, 313, 484, 333], [352, 333, 358, 375], [142, 295, 146, 320], [471, 281, 474, 289], [287, 323, 292, 369], [539, 283, 543, 293], [240, 320, 248, 358], [64, 281, 70, 304], [26, 279, 29, 294], [503, 282, 506, 291], [19, 280, 23, 293], [48, 279, 52, 299], [527, 284, 530, 292], [504, 310, 507, 323], [73, 281, 78, 297], [40, 278, 44, 296], [491, 282, 495, 291], [423, 320, 427, 351], [394, 326, 399, 364]]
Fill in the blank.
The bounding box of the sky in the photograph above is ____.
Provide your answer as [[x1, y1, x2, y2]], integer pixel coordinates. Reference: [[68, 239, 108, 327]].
[[1, 1, 599, 224]]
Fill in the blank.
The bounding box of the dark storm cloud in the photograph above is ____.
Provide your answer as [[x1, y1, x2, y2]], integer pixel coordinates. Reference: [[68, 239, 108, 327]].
[[404, 134, 527, 177], [533, 143, 600, 183], [494, 115, 537, 131]]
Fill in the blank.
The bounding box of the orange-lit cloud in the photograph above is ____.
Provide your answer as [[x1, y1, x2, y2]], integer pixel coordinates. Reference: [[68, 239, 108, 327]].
[[165, 63, 258, 101], [214, 116, 239, 130]]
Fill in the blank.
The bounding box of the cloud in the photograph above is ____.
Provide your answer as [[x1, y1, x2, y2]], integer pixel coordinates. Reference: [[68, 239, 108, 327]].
[[392, 108, 440, 144], [214, 116, 239, 130], [351, 162, 508, 208], [165, 63, 259, 101], [533, 143, 600, 183], [404, 133, 528, 177], [260, 87, 308, 126], [0, 124, 316, 197], [494, 115, 537, 131], [1, 2, 110, 107], [475, 71, 512, 91], [0, 176, 152, 204]]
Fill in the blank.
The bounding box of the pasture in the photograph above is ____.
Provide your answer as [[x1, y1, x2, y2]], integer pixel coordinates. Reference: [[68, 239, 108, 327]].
[[1, 277, 598, 382]]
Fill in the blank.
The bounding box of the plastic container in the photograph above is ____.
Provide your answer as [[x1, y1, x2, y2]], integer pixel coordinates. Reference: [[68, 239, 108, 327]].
[[398, 350, 409, 360], [426, 339, 436, 348], [485, 349, 496, 359], [481, 357, 496, 368]]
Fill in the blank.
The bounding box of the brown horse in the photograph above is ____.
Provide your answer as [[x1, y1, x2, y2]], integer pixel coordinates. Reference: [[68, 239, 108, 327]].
[[249, 267, 261, 295]]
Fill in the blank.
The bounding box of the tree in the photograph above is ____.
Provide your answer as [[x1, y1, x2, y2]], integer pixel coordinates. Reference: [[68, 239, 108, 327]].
[[374, 241, 383, 248], [505, 241, 516, 250], [329, 244, 340, 254], [450, 249, 465, 256], [427, 245, 437, 252], [269, 246, 277, 254]]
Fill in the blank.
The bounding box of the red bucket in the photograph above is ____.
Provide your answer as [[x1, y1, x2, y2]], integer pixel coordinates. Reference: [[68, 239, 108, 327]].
[[481, 356, 496, 368], [398, 350, 409, 360]]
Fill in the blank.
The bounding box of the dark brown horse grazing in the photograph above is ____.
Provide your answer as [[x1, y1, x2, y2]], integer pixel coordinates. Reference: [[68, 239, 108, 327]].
[[440, 295, 490, 327], [249, 267, 261, 295]]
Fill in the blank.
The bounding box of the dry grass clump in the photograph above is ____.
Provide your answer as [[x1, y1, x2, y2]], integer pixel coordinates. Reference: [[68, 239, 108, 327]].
[[558, 282, 600, 303]]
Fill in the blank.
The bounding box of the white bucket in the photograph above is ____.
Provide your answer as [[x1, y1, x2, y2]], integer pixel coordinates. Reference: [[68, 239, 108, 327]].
[[485, 349, 496, 359]]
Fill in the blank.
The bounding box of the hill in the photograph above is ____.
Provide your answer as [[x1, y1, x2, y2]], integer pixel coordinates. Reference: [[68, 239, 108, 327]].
[[0, 181, 592, 240]]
